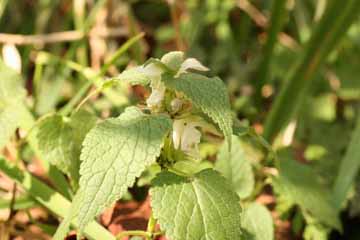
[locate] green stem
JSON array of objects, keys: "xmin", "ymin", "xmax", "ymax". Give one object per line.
[
  {"xmin": 333, "ymin": 116, "xmax": 360, "ymax": 209},
  {"xmin": 116, "ymin": 230, "xmax": 151, "ymax": 240},
  {"xmin": 263, "ymin": 0, "xmax": 360, "ymax": 142},
  {"xmin": 60, "ymin": 81, "xmax": 93, "ymax": 116},
  {"xmin": 146, "ymin": 213, "xmax": 157, "ymax": 240},
  {"xmin": 254, "ymin": 0, "xmax": 288, "ymax": 105},
  {"xmin": 37, "ymin": 51, "xmax": 91, "ymax": 75},
  {"xmin": 33, "ymin": 57, "xmax": 44, "ymax": 108},
  {"xmin": 59, "ymin": 32, "xmax": 145, "ymax": 115},
  {"xmin": 99, "ymin": 32, "xmax": 145, "ymax": 76},
  {"xmin": 0, "ymin": 157, "xmax": 115, "ymax": 240}
]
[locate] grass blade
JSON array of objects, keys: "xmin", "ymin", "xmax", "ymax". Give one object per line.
[
  {"xmin": 254, "ymin": 0, "xmax": 288, "ymax": 104},
  {"xmin": 333, "ymin": 117, "xmax": 360, "ymax": 208},
  {"xmin": 263, "ymin": 0, "xmax": 360, "ymax": 142}
]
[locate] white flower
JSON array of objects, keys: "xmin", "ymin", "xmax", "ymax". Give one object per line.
[
  {"xmin": 136, "ymin": 63, "xmax": 166, "ymax": 108},
  {"xmin": 176, "ymin": 58, "xmax": 208, "ymax": 76},
  {"xmin": 172, "ymin": 113, "xmax": 223, "ymax": 159},
  {"xmin": 2, "ymin": 44, "xmax": 21, "ymax": 73},
  {"xmin": 172, "ymin": 117, "xmax": 204, "ymax": 159},
  {"xmin": 139, "ymin": 52, "xmax": 209, "ymax": 109}
]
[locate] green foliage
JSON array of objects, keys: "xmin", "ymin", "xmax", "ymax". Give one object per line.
[
  {"xmin": 163, "ymin": 72, "xmax": 233, "ymax": 147},
  {"xmin": 241, "ymin": 203, "xmax": 274, "ymax": 240},
  {"xmin": 1, "ymin": 0, "xmax": 360, "ymax": 237},
  {"xmin": 0, "ymin": 157, "xmax": 115, "ymax": 240},
  {"xmin": 215, "ymin": 135, "xmax": 254, "ymax": 199},
  {"xmin": 111, "ymin": 67, "xmax": 151, "ymax": 86},
  {"xmin": 0, "ymin": 60, "xmax": 26, "ymax": 101},
  {"xmin": 333, "ymin": 117, "xmax": 360, "ymax": 208},
  {"xmin": 36, "ymin": 110, "xmax": 97, "ymax": 185},
  {"xmin": 263, "ymin": 0, "xmax": 360, "ymax": 142},
  {"xmin": 77, "ymin": 106, "xmax": 172, "ymax": 231},
  {"xmin": 273, "ymin": 149, "xmax": 341, "ymax": 231},
  {"xmin": 150, "ymin": 169, "xmax": 243, "ymax": 240},
  {"xmin": 0, "ymin": 60, "xmax": 27, "ymax": 148}
]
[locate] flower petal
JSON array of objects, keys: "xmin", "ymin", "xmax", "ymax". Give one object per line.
[
  {"xmin": 161, "ymin": 51, "xmax": 184, "ymax": 71},
  {"xmin": 146, "ymin": 88, "xmax": 165, "ymax": 108},
  {"xmin": 178, "ymin": 58, "xmax": 208, "ymax": 74},
  {"xmin": 2, "ymin": 44, "xmax": 21, "ymax": 73},
  {"xmin": 172, "ymin": 119, "xmax": 186, "ymax": 149},
  {"xmin": 139, "ymin": 63, "xmax": 163, "ymax": 78}
]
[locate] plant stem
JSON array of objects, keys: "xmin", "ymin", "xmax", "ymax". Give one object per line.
[
  {"xmin": 263, "ymin": 0, "xmax": 360, "ymax": 142},
  {"xmin": 100, "ymin": 32, "xmax": 145, "ymax": 76},
  {"xmin": 60, "ymin": 81, "xmax": 93, "ymax": 116},
  {"xmin": 59, "ymin": 32, "xmax": 145, "ymax": 115},
  {"xmin": 116, "ymin": 230, "xmax": 151, "ymax": 240},
  {"xmin": 333, "ymin": 116, "xmax": 360, "ymax": 209},
  {"xmin": 0, "ymin": 157, "xmax": 115, "ymax": 240},
  {"xmin": 254, "ymin": 0, "xmax": 288, "ymax": 105},
  {"xmin": 146, "ymin": 212, "xmax": 157, "ymax": 239}
]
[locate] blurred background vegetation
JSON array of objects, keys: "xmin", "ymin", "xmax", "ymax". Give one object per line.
[{"xmin": 0, "ymin": 0, "xmax": 359, "ymax": 239}]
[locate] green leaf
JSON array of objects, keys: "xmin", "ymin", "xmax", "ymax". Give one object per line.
[
  {"xmin": 215, "ymin": 135, "xmax": 254, "ymax": 199},
  {"xmin": 70, "ymin": 110, "xmax": 98, "ymax": 148},
  {"xmin": 0, "ymin": 60, "xmax": 26, "ymax": 102},
  {"xmin": 333, "ymin": 117, "xmax": 360, "ymax": 208},
  {"xmin": 163, "ymin": 72, "xmax": 233, "ymax": 147},
  {"xmin": 0, "ymin": 195, "xmax": 36, "ymax": 210},
  {"xmin": 303, "ymin": 224, "xmax": 329, "ymax": 240},
  {"xmin": 0, "ymin": 102, "xmax": 25, "ymax": 148},
  {"xmin": 0, "ymin": 60, "xmax": 28, "ymax": 149},
  {"xmin": 53, "ymin": 191, "xmax": 83, "ymax": 240},
  {"xmin": 36, "ymin": 110, "xmax": 97, "ymax": 184},
  {"xmin": 150, "ymin": 169, "xmax": 243, "ymax": 240},
  {"xmin": 273, "ymin": 149, "xmax": 341, "ymax": 230},
  {"xmin": 112, "ymin": 67, "xmax": 151, "ymax": 86},
  {"xmin": 0, "ymin": 157, "xmax": 115, "ymax": 240},
  {"xmin": 241, "ymin": 203, "xmax": 274, "ymax": 240},
  {"xmin": 78, "ymin": 107, "xmax": 172, "ymax": 231}
]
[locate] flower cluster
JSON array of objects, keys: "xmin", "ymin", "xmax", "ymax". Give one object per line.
[{"xmin": 134, "ymin": 52, "xmax": 210, "ymax": 159}]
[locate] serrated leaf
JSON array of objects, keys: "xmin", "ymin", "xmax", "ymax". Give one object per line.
[
  {"xmin": 241, "ymin": 203, "xmax": 274, "ymax": 240},
  {"xmin": 112, "ymin": 67, "xmax": 151, "ymax": 86},
  {"xmin": 70, "ymin": 110, "xmax": 98, "ymax": 147},
  {"xmin": 215, "ymin": 135, "xmax": 254, "ymax": 199},
  {"xmin": 163, "ymin": 72, "xmax": 233, "ymax": 147},
  {"xmin": 150, "ymin": 169, "xmax": 243, "ymax": 240},
  {"xmin": 36, "ymin": 110, "xmax": 97, "ymax": 184},
  {"xmin": 78, "ymin": 107, "xmax": 172, "ymax": 231},
  {"xmin": 273, "ymin": 149, "xmax": 341, "ymax": 230}
]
